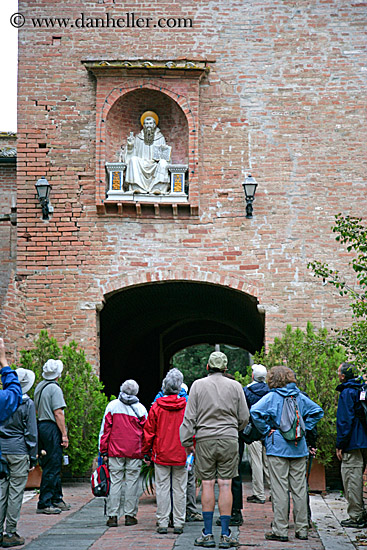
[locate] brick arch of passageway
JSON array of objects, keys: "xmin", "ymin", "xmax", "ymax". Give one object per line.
[
  {"xmin": 101, "ymin": 268, "xmax": 262, "ymax": 301},
  {"xmin": 99, "ymin": 271, "xmax": 265, "ymax": 405},
  {"xmin": 96, "ymin": 82, "xmax": 198, "ymax": 203}
]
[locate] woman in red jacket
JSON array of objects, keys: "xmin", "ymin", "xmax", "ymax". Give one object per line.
[
  {"xmin": 143, "ymin": 368, "xmax": 187, "ymax": 535},
  {"xmin": 99, "ymin": 379, "xmax": 148, "ymax": 527}
]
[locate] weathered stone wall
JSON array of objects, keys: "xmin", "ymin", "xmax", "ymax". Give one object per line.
[{"xmin": 1, "ymin": 0, "xmax": 366, "ymax": 365}]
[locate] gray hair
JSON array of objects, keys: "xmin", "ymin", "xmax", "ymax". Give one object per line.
[
  {"xmin": 120, "ymin": 379, "xmax": 139, "ymax": 396},
  {"xmin": 162, "ymin": 368, "xmax": 183, "ymax": 395}
]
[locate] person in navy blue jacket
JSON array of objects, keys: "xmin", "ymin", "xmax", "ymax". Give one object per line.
[
  {"xmin": 336, "ymin": 362, "xmax": 367, "ymax": 528},
  {"xmin": 244, "ymin": 364, "xmax": 271, "ymax": 505},
  {"xmin": 0, "ymin": 338, "xmax": 22, "ymax": 458}
]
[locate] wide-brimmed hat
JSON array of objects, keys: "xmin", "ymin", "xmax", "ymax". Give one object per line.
[
  {"xmin": 42, "ymin": 359, "xmax": 63, "ymax": 380},
  {"xmin": 15, "ymin": 368, "xmax": 36, "ymax": 394},
  {"xmin": 208, "ymin": 351, "xmax": 228, "ymax": 371}
]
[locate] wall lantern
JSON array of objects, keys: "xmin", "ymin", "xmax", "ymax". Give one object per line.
[
  {"xmin": 35, "ymin": 177, "xmax": 52, "ymax": 220},
  {"xmin": 242, "ymin": 174, "xmax": 258, "ymax": 218}
]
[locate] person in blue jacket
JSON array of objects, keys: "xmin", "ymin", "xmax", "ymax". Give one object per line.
[
  {"xmin": 336, "ymin": 362, "xmax": 367, "ymax": 528},
  {"xmin": 0, "ymin": 338, "xmax": 22, "ymax": 455},
  {"xmin": 0, "ymin": 336, "xmax": 23, "ymax": 549},
  {"xmin": 251, "ymin": 365, "xmax": 323, "ymax": 543}
]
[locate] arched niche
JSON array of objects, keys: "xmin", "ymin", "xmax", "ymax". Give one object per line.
[{"xmin": 105, "ymin": 88, "xmax": 189, "ymax": 165}]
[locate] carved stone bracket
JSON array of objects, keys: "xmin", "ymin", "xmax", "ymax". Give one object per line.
[{"xmin": 82, "ymin": 58, "xmax": 212, "ymax": 78}]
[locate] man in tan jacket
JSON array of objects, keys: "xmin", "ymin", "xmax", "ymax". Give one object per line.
[{"xmin": 180, "ymin": 351, "xmax": 249, "ymax": 549}]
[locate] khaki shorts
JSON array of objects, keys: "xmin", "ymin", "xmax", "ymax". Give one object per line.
[{"xmin": 195, "ymin": 438, "xmax": 239, "ymax": 480}]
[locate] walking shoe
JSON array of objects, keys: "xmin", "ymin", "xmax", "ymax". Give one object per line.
[
  {"xmin": 230, "ymin": 511, "xmax": 243, "ymax": 526},
  {"xmin": 173, "ymin": 527, "xmax": 184, "ymax": 534},
  {"xmin": 186, "ymin": 512, "xmax": 204, "ymax": 522},
  {"xmin": 295, "ymin": 532, "xmax": 308, "ymax": 540},
  {"xmin": 125, "ymin": 515, "xmax": 138, "ymax": 526},
  {"xmin": 36, "ymin": 506, "xmax": 62, "ymax": 514},
  {"xmin": 2, "ymin": 532, "xmax": 25, "ymax": 547},
  {"xmin": 246, "ymin": 495, "xmax": 265, "ymax": 504},
  {"xmin": 265, "ymin": 531, "xmax": 289, "ymax": 542},
  {"xmin": 106, "ymin": 516, "xmax": 118, "ymax": 527},
  {"xmin": 194, "ymin": 529, "xmax": 216, "ymax": 548},
  {"xmin": 218, "ymin": 530, "xmax": 239, "ymax": 548},
  {"xmin": 52, "ymin": 500, "xmax": 71, "ymax": 511},
  {"xmin": 156, "ymin": 526, "xmax": 168, "ymax": 534},
  {"xmin": 341, "ymin": 517, "xmax": 367, "ymax": 528}
]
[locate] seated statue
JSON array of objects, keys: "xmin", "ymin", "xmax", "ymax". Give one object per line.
[{"xmin": 121, "ymin": 111, "xmax": 171, "ymax": 194}]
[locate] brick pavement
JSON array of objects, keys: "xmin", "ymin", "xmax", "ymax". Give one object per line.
[{"xmin": 15, "ymin": 479, "xmax": 326, "ymax": 550}]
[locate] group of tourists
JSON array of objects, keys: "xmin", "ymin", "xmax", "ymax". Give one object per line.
[
  {"xmin": 1, "ymin": 336, "xmax": 367, "ymax": 548},
  {"xmin": 97, "ymin": 351, "xmax": 325, "ymax": 547},
  {"xmin": 0, "ymin": 339, "xmax": 70, "ymax": 548}
]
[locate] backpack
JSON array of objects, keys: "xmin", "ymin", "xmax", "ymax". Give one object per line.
[
  {"xmin": 0, "ymin": 457, "xmax": 9, "ymax": 481},
  {"xmin": 355, "ymin": 383, "xmax": 367, "ymax": 431},
  {"xmin": 279, "ymin": 395, "xmax": 305, "ymax": 444},
  {"xmin": 91, "ymin": 463, "xmax": 110, "ymax": 497},
  {"xmin": 240, "ymin": 416, "xmax": 265, "ymax": 445}
]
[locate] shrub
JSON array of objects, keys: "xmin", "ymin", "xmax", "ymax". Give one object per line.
[
  {"xmin": 308, "ymin": 214, "xmax": 367, "ymax": 369},
  {"xmin": 18, "ymin": 330, "xmax": 109, "ymax": 475}
]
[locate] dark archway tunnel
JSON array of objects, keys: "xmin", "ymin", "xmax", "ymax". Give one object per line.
[{"xmin": 99, "ymin": 281, "xmax": 265, "ymax": 407}]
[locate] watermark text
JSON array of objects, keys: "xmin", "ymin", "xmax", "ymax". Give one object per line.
[{"xmin": 10, "ymin": 12, "xmax": 193, "ymax": 30}]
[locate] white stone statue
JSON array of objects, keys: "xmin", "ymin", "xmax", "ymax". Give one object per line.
[{"xmin": 122, "ymin": 111, "xmax": 171, "ymax": 194}]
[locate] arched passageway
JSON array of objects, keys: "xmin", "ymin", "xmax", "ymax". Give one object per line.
[{"xmin": 99, "ymin": 281, "xmax": 264, "ymax": 406}]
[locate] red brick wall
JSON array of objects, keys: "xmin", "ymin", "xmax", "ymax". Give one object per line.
[
  {"xmin": 0, "ymin": 134, "xmax": 17, "ymax": 311},
  {"xmin": 1, "ymin": 0, "xmax": 366, "ymax": 365}
]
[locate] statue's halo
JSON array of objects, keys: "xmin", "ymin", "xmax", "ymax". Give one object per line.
[{"xmin": 140, "ymin": 111, "xmax": 159, "ymax": 126}]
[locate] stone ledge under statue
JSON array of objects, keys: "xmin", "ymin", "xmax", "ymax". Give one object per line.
[{"xmin": 105, "ymin": 161, "xmax": 188, "ymax": 203}]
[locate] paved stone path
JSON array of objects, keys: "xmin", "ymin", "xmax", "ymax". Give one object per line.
[{"xmin": 15, "ymin": 479, "xmax": 367, "ymax": 550}]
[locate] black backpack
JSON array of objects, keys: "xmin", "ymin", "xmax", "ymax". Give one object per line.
[{"xmin": 240, "ymin": 416, "xmax": 264, "ymax": 444}]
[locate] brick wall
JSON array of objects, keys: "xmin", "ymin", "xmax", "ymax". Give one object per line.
[
  {"xmin": 0, "ymin": 0, "xmax": 366, "ymax": 367},
  {"xmin": 0, "ymin": 133, "xmax": 17, "ymax": 310}
]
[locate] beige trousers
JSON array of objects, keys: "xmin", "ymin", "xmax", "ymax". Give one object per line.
[
  {"xmin": 267, "ymin": 455, "xmax": 308, "ymax": 538},
  {"xmin": 247, "ymin": 441, "xmax": 271, "ymax": 500},
  {"xmin": 341, "ymin": 448, "xmax": 367, "ymax": 521},
  {"xmin": 0, "ymin": 454, "xmax": 30, "ymax": 535},
  {"xmin": 154, "ymin": 463, "xmax": 188, "ymax": 529},
  {"xmin": 106, "ymin": 457, "xmax": 142, "ymax": 517}
]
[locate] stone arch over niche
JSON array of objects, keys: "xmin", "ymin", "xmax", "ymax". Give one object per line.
[
  {"xmin": 99, "ymin": 277, "xmax": 264, "ymax": 406},
  {"xmin": 105, "ymin": 88, "xmax": 189, "ymax": 165}
]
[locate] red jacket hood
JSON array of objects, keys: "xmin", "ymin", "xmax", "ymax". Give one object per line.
[{"xmin": 155, "ymin": 395, "xmax": 187, "ymax": 411}]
